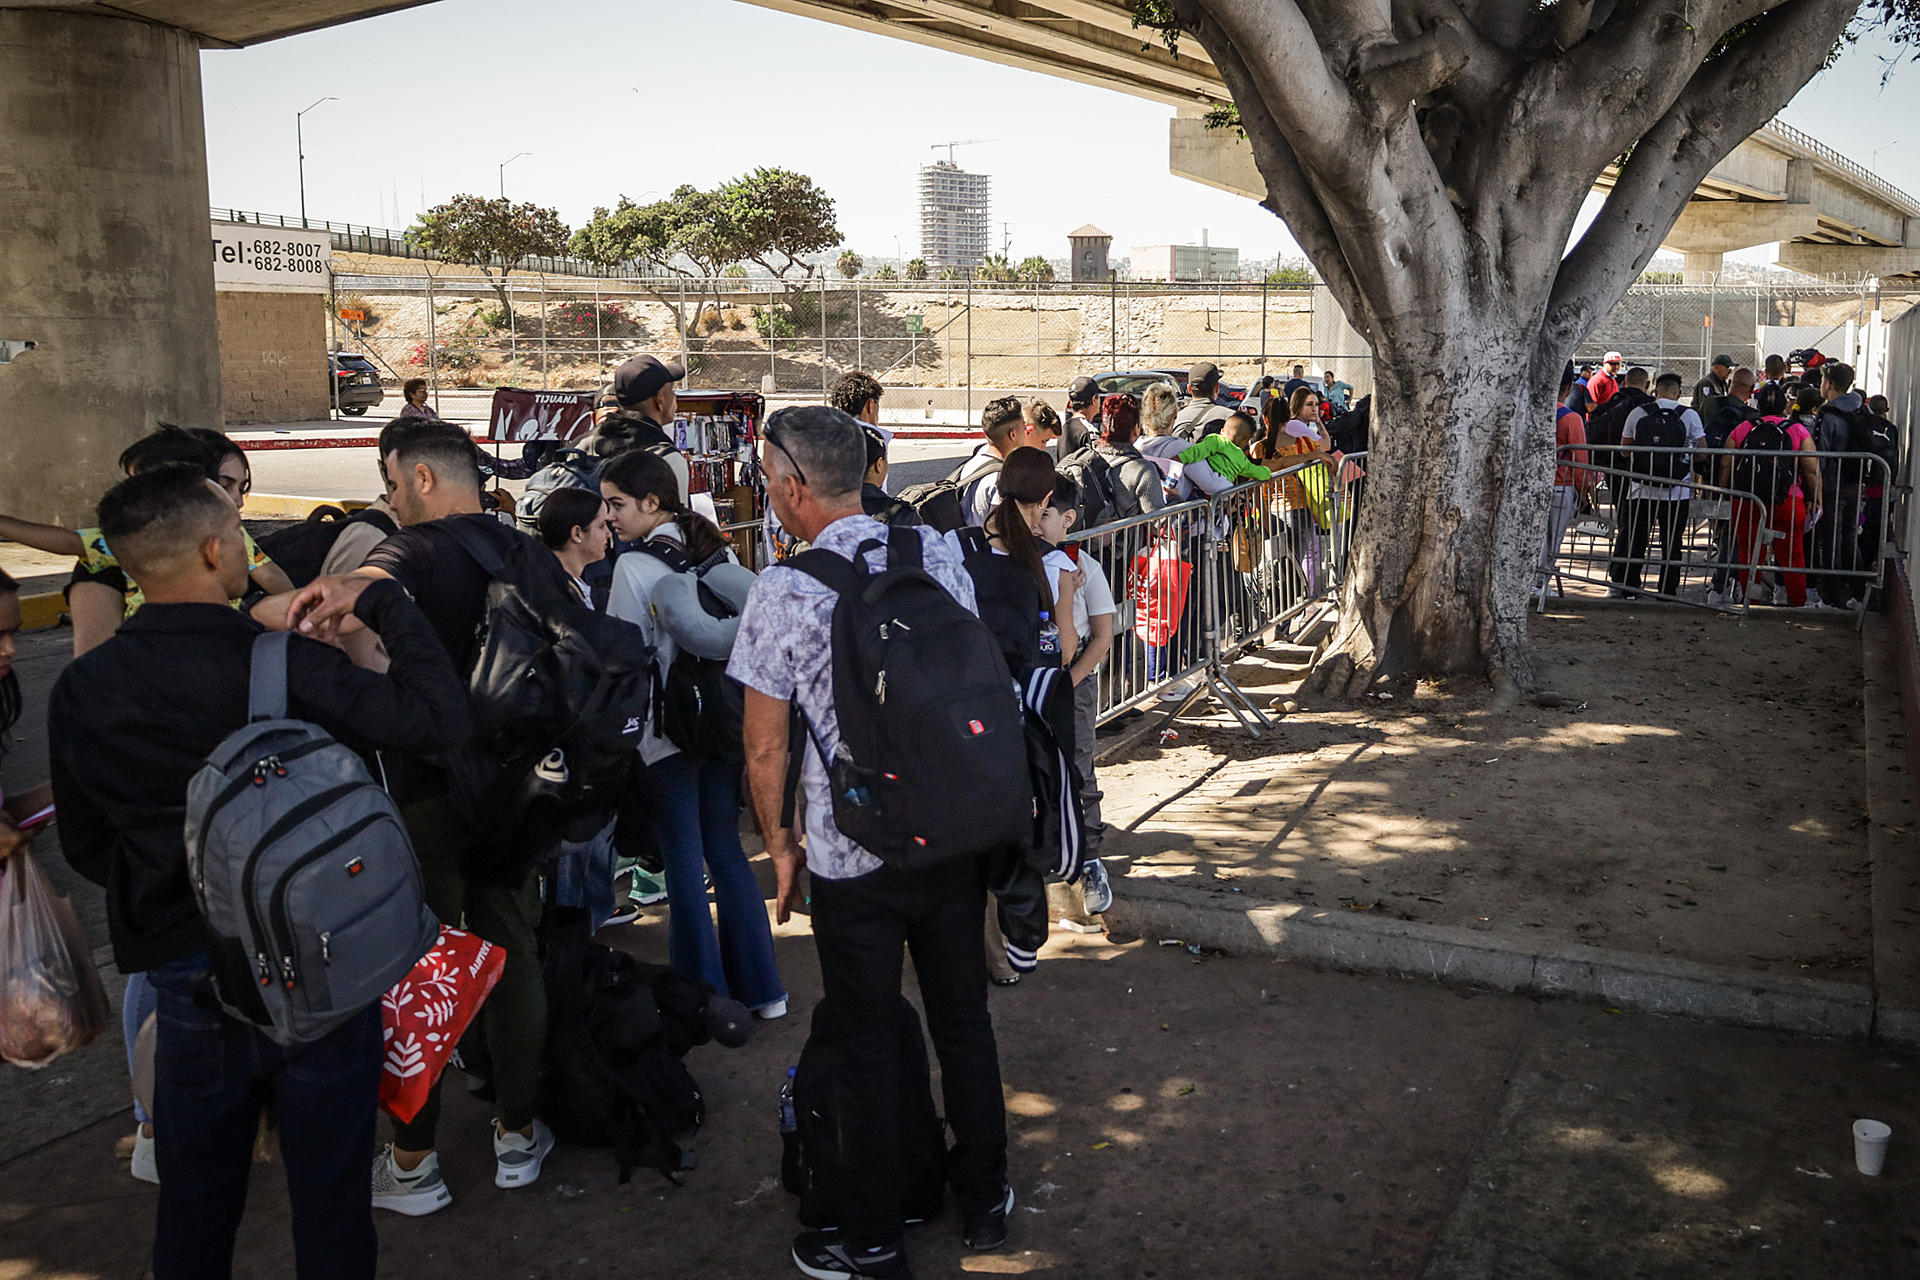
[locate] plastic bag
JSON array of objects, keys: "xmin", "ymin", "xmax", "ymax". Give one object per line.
[
  {"xmin": 0, "ymin": 851, "xmax": 109, "ymax": 1068},
  {"xmin": 380, "ymin": 925, "xmax": 505, "ymax": 1123},
  {"xmin": 1131, "ymin": 539, "xmax": 1192, "ymax": 646}
]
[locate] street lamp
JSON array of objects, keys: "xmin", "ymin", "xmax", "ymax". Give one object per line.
[
  {"xmin": 1869, "ymin": 139, "xmax": 1903, "ymax": 173},
  {"xmin": 296, "ymin": 96, "xmax": 336, "ymax": 228},
  {"xmin": 499, "ymin": 151, "xmax": 531, "ymax": 199}
]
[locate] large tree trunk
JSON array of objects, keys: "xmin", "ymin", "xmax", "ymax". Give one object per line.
[{"xmin": 1307, "ymin": 307, "xmax": 1555, "ymax": 698}]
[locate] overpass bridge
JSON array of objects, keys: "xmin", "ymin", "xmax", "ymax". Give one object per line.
[
  {"xmin": 740, "ymin": 0, "xmax": 1920, "ymax": 284},
  {"xmin": 0, "ymin": 0, "xmax": 1913, "ymax": 522}
]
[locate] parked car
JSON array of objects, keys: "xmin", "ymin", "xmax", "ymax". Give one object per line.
[
  {"xmin": 1090, "ymin": 368, "xmax": 1246, "ymax": 406},
  {"xmin": 329, "ymin": 352, "xmax": 384, "ymax": 416}
]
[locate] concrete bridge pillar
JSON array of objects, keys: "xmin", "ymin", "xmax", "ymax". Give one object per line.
[
  {"xmin": 1682, "ymin": 252, "xmax": 1725, "ymax": 285},
  {"xmin": 0, "ymin": 8, "xmax": 221, "ymax": 525}
]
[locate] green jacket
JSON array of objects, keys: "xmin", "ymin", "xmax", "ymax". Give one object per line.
[{"xmin": 1177, "ymin": 434, "xmax": 1271, "ymax": 484}]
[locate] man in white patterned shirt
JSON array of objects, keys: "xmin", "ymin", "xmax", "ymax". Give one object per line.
[{"xmin": 730, "ymin": 405, "xmax": 1013, "ymax": 1280}]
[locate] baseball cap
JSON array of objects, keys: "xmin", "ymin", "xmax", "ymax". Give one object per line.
[
  {"xmin": 1067, "ymin": 375, "xmax": 1099, "ymax": 408},
  {"xmin": 1603, "ymin": 351, "xmax": 1623, "ymax": 364},
  {"xmin": 1188, "ymin": 360, "xmax": 1222, "ymax": 389},
  {"xmin": 1712, "ymin": 353, "xmax": 1733, "ymax": 368},
  {"xmin": 611, "ymin": 354, "xmax": 686, "ymax": 406}
]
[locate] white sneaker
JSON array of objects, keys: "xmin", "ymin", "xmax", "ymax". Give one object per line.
[
  {"xmin": 130, "ymin": 1127, "xmax": 158, "ymax": 1185},
  {"xmin": 1055, "ymin": 918, "xmax": 1105, "ymax": 934},
  {"xmin": 371, "ymin": 1145, "xmax": 452, "ymax": 1216},
  {"xmin": 493, "ymin": 1118, "xmax": 555, "ymax": 1189},
  {"xmin": 751, "ymin": 997, "xmax": 789, "ymax": 1020},
  {"xmin": 1080, "ymin": 858, "xmax": 1115, "ymax": 915}
]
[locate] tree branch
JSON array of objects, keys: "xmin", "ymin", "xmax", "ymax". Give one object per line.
[
  {"xmin": 1541, "ymin": 0, "xmax": 1860, "ymax": 358},
  {"xmin": 1354, "ymin": 23, "xmax": 1473, "ymax": 119}
]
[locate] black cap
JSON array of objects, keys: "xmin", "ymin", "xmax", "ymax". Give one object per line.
[
  {"xmin": 1067, "ymin": 375, "xmax": 1099, "ymax": 408},
  {"xmin": 612, "ymin": 354, "xmax": 686, "ymax": 406},
  {"xmin": 1712, "ymin": 353, "xmax": 1733, "ymax": 368},
  {"xmin": 1189, "ymin": 361, "xmax": 1221, "ymax": 390}
]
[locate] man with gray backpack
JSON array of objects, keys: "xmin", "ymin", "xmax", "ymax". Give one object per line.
[
  {"xmin": 47, "ymin": 464, "xmax": 471, "ymax": 1279},
  {"xmin": 1613, "ymin": 372, "xmax": 1706, "ymax": 598}
]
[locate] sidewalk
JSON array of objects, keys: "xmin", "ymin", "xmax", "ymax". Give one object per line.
[{"xmin": 2, "ymin": 897, "xmax": 1915, "ymax": 1279}]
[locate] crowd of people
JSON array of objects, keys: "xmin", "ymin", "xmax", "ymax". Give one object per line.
[{"xmin": 1540, "ymin": 349, "xmax": 1902, "ymax": 609}]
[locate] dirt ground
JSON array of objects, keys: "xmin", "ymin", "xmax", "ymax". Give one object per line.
[{"xmin": 1100, "ymin": 606, "xmax": 1874, "ymax": 980}]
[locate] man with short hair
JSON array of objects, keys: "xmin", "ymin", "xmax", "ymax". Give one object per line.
[
  {"xmin": 1061, "ymin": 376, "xmax": 1101, "ymax": 455},
  {"xmin": 829, "ymin": 369, "xmax": 885, "ymax": 425},
  {"xmin": 959, "ymin": 395, "xmax": 1047, "ymax": 526},
  {"xmin": 286, "ymin": 417, "xmax": 561, "ymax": 1212},
  {"xmin": 1585, "ymin": 365, "xmax": 1653, "ymax": 488},
  {"xmin": 49, "ymin": 464, "xmax": 471, "ymax": 1279},
  {"xmin": 1611, "ymin": 372, "xmax": 1705, "ymax": 598},
  {"xmin": 1173, "ymin": 362, "xmax": 1235, "ymax": 439},
  {"xmin": 1813, "ymin": 360, "xmax": 1869, "ymax": 608},
  {"xmin": 586, "ymin": 354, "xmax": 690, "ymax": 500},
  {"xmin": 1761, "ymin": 353, "xmax": 1788, "ymax": 393},
  {"xmin": 1702, "ymin": 367, "xmax": 1760, "ymax": 601},
  {"xmin": 732, "ymin": 406, "xmax": 1012, "ymax": 1279},
  {"xmin": 1537, "ymin": 366, "xmax": 1593, "ymax": 596},
  {"xmin": 1281, "ymin": 362, "xmax": 1312, "ymax": 403},
  {"xmin": 1692, "ymin": 354, "xmax": 1734, "ymax": 423}
]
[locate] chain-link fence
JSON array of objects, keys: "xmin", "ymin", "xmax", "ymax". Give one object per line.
[{"xmin": 324, "ymin": 271, "xmax": 1920, "ymax": 416}]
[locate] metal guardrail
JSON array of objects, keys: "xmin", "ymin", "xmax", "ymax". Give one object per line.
[{"xmin": 1760, "ymin": 120, "xmax": 1920, "ymax": 218}]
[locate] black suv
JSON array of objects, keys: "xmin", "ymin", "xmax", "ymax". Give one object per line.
[
  {"xmin": 1091, "ymin": 368, "xmax": 1246, "ymax": 406},
  {"xmin": 328, "ymin": 352, "xmax": 385, "ymax": 417}
]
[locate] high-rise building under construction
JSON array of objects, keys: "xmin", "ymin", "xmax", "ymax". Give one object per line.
[{"xmin": 918, "ymin": 161, "xmax": 990, "ymax": 269}]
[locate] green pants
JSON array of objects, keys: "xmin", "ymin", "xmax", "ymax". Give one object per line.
[{"xmin": 392, "ymin": 799, "xmax": 546, "ymax": 1147}]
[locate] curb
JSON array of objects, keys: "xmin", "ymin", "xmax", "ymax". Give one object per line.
[
  {"xmin": 1103, "ymin": 877, "xmax": 1889, "ymax": 1045},
  {"xmin": 17, "ymin": 590, "xmax": 65, "ymax": 631},
  {"xmin": 245, "ymin": 492, "xmax": 361, "ymax": 519}
]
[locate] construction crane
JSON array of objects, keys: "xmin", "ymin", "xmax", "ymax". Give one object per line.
[{"xmin": 930, "ymin": 138, "xmax": 995, "ymax": 165}]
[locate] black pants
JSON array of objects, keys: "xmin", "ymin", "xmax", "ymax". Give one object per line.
[
  {"xmin": 150, "ymin": 955, "xmax": 380, "ymax": 1280},
  {"xmin": 1814, "ymin": 486, "xmax": 1863, "ymax": 605},
  {"xmin": 809, "ymin": 856, "xmax": 1009, "ymax": 1247},
  {"xmin": 1612, "ymin": 497, "xmax": 1690, "ymax": 597}
]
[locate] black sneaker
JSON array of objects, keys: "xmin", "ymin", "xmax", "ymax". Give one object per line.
[
  {"xmin": 791, "ymin": 1230, "xmax": 912, "ymax": 1279},
  {"xmin": 961, "ymin": 1184, "xmax": 1015, "ymax": 1251}
]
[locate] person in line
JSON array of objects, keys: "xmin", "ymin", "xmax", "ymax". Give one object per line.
[
  {"xmin": 1321, "ymin": 367, "xmax": 1354, "ymax": 413},
  {"xmin": 1760, "ymin": 353, "xmax": 1789, "ymax": 394},
  {"xmin": 1281, "ymin": 363, "xmax": 1313, "ymax": 403},
  {"xmin": 586, "ymin": 354, "xmax": 690, "ymax": 501},
  {"xmin": 961, "ymin": 396, "xmax": 1053, "ymax": 528},
  {"xmin": 1692, "ymin": 354, "xmax": 1733, "ymax": 423},
  {"xmin": 48, "ymin": 464, "xmax": 471, "ymax": 1279},
  {"xmin": 1090, "ymin": 394, "xmax": 1167, "ymax": 519},
  {"xmin": 1037, "ymin": 477, "xmax": 1117, "ymax": 932},
  {"xmin": 1174, "ymin": 362, "xmax": 1236, "ymax": 439},
  {"xmin": 0, "ymin": 568, "xmax": 50, "ymax": 864},
  {"xmin": 1586, "ymin": 352, "xmax": 1624, "ymax": 411},
  {"xmin": 1613, "ymin": 372, "xmax": 1705, "ymax": 599},
  {"xmin": 1813, "ymin": 361, "xmax": 1867, "ymax": 609},
  {"xmin": 829, "ymin": 369, "xmax": 884, "ymax": 427},
  {"xmin": 732, "ymin": 406, "xmax": 1013, "ymax": 1279},
  {"xmin": 399, "ymin": 378, "xmax": 435, "ymax": 418},
  {"xmin": 1536, "ymin": 367, "xmax": 1593, "ymax": 597},
  {"xmin": 1022, "ymin": 399, "xmax": 1064, "ymax": 454},
  {"xmin": 601, "ymin": 448, "xmax": 787, "ymax": 1018},
  {"xmin": 0, "ymin": 425, "xmax": 292, "ymax": 655},
  {"xmin": 1255, "ymin": 387, "xmax": 1336, "ymax": 597},
  {"xmin": 1061, "ymin": 376, "xmax": 1101, "ymax": 456},
  {"xmin": 283, "ymin": 417, "xmax": 558, "ymax": 1211},
  {"xmin": 1719, "ymin": 382, "xmax": 1821, "ymax": 609},
  {"xmin": 1178, "ymin": 411, "xmax": 1273, "ymax": 493},
  {"xmin": 1585, "ymin": 366, "xmax": 1653, "ymax": 539}
]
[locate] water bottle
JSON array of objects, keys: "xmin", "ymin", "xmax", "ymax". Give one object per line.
[
  {"xmin": 779, "ymin": 1066, "xmax": 802, "ymax": 1191},
  {"xmin": 1038, "ymin": 611, "xmax": 1062, "ymax": 658}
]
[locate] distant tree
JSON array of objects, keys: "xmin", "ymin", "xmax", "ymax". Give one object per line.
[
  {"xmin": 873, "ymin": 263, "xmax": 898, "ymax": 280},
  {"xmin": 977, "ymin": 253, "xmax": 1016, "ymax": 285},
  {"xmin": 571, "ymin": 187, "xmax": 746, "ymax": 336},
  {"xmin": 409, "ymin": 195, "xmax": 569, "ymax": 325},
  {"xmin": 723, "ymin": 263, "xmax": 749, "ymax": 278},
  {"xmin": 938, "ymin": 265, "xmax": 962, "ymax": 281},
  {"xmin": 1639, "ymin": 269, "xmax": 1684, "ymax": 284},
  {"xmin": 837, "ymin": 249, "xmax": 864, "ymax": 279},
  {"xmin": 1016, "ymin": 255, "xmax": 1055, "ymax": 283},
  {"xmin": 1265, "ymin": 264, "xmax": 1315, "ymax": 287},
  {"xmin": 904, "ymin": 257, "xmax": 930, "ymax": 281},
  {"xmin": 721, "ymin": 167, "xmax": 841, "ymax": 287}
]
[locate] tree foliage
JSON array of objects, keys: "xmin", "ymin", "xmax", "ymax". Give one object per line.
[
  {"xmin": 408, "ymin": 195, "xmax": 569, "ymax": 322},
  {"xmin": 1265, "ymin": 263, "xmax": 1314, "ymax": 286},
  {"xmin": 837, "ymin": 249, "xmax": 864, "ymax": 278},
  {"xmin": 874, "ymin": 263, "xmax": 899, "ymax": 280},
  {"xmin": 1017, "ymin": 255, "xmax": 1056, "ymax": 282},
  {"xmin": 720, "ymin": 167, "xmax": 841, "ymax": 283},
  {"xmin": 904, "ymin": 257, "xmax": 930, "ymax": 281}
]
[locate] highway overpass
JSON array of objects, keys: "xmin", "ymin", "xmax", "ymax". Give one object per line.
[{"xmin": 741, "ymin": 0, "xmax": 1920, "ymax": 284}]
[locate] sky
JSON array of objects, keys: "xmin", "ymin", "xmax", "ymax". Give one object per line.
[{"xmin": 199, "ymin": 1, "xmax": 1920, "ymax": 268}]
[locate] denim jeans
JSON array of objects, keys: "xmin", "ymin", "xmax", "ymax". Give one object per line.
[
  {"xmin": 550, "ymin": 819, "xmax": 618, "ymax": 931},
  {"xmin": 649, "ymin": 751, "xmax": 785, "ymax": 1008},
  {"xmin": 123, "ymin": 969, "xmax": 158, "ymax": 1125},
  {"xmin": 810, "ymin": 856, "xmax": 1009, "ymax": 1248},
  {"xmin": 148, "ymin": 953, "xmax": 381, "ymax": 1280}
]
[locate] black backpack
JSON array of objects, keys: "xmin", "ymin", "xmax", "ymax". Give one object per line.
[
  {"xmin": 536, "ymin": 908, "xmax": 748, "ymax": 1184},
  {"xmin": 1733, "ymin": 418, "xmax": 1797, "ymax": 507},
  {"xmin": 1705, "ymin": 401, "xmax": 1760, "ymax": 451},
  {"xmin": 1827, "ymin": 406, "xmax": 1898, "ymax": 477},
  {"xmin": 257, "ymin": 506, "xmax": 397, "ymax": 586},
  {"xmin": 514, "ymin": 447, "xmax": 602, "ymax": 530},
  {"xmin": 954, "ymin": 527, "xmax": 1052, "ymax": 679},
  {"xmin": 897, "ymin": 455, "xmax": 1000, "ymax": 533},
  {"xmin": 1628, "ymin": 404, "xmax": 1693, "ymax": 483},
  {"xmin": 438, "ymin": 521, "xmax": 654, "ymax": 879},
  {"xmin": 1056, "ymin": 446, "xmax": 1121, "ymax": 532},
  {"xmin": 634, "ymin": 539, "xmax": 747, "ymax": 766},
  {"xmin": 784, "ymin": 995, "xmax": 947, "ymax": 1230},
  {"xmin": 786, "ymin": 525, "xmax": 1031, "ymax": 868}
]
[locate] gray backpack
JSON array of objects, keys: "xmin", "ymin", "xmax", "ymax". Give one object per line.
[{"xmin": 185, "ymin": 632, "xmax": 437, "ymax": 1045}]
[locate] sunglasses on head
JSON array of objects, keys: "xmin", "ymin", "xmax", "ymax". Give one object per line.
[{"xmin": 764, "ymin": 420, "xmax": 808, "ymax": 489}]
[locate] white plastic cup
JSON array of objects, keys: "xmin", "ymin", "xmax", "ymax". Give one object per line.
[{"xmin": 1853, "ymin": 1119, "xmax": 1892, "ymax": 1176}]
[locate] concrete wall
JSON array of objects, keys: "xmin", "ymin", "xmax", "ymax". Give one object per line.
[
  {"xmin": 0, "ymin": 10, "xmax": 221, "ymax": 525},
  {"xmin": 217, "ymin": 291, "xmax": 328, "ymax": 423}
]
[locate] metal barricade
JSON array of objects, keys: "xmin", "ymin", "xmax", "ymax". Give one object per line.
[{"xmin": 1543, "ymin": 444, "xmax": 1895, "ymax": 618}]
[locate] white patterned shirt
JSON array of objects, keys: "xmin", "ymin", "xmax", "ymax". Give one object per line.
[{"xmin": 727, "ymin": 514, "xmax": 978, "ymax": 880}]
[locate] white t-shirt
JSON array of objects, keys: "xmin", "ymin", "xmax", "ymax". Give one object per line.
[
  {"xmin": 1620, "ymin": 399, "xmax": 1706, "ymax": 501},
  {"xmin": 1070, "ymin": 551, "xmax": 1116, "ymax": 649}
]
